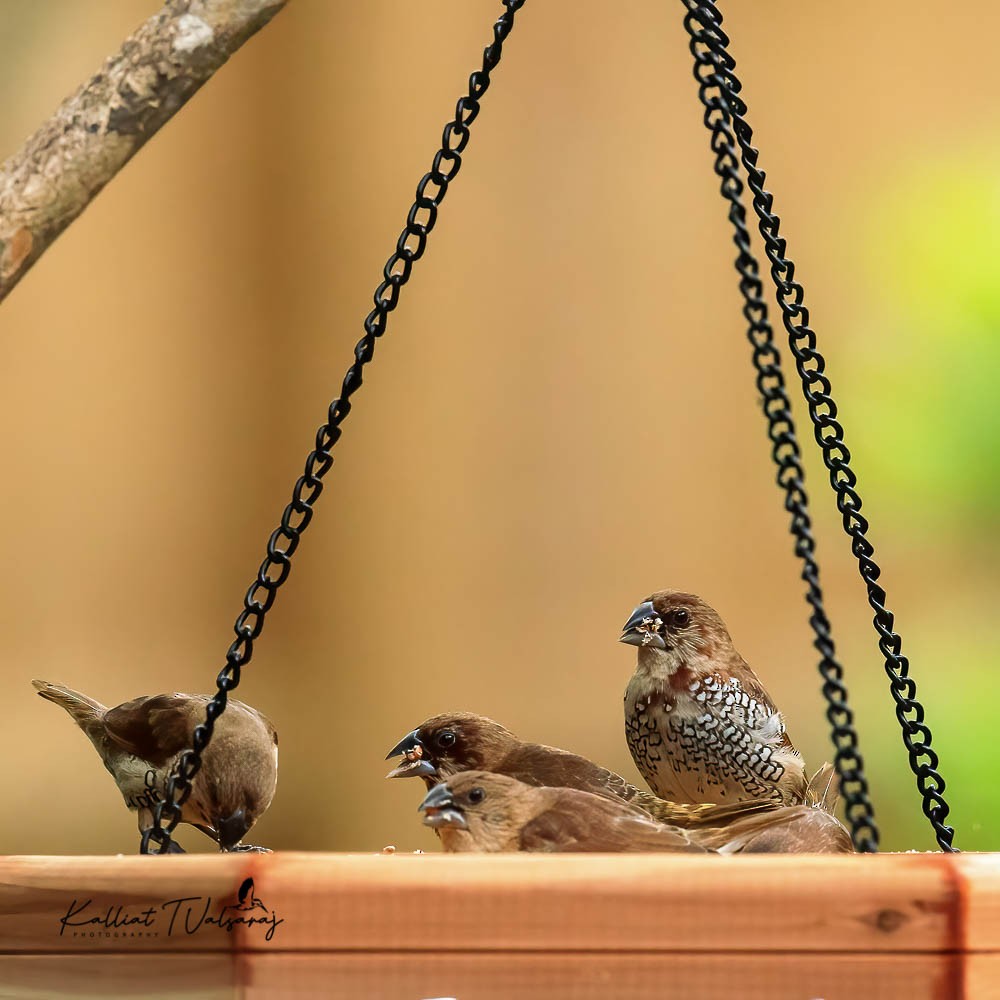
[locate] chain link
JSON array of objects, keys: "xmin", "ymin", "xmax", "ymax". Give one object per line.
[
  {"xmin": 133, "ymin": 0, "xmax": 952, "ymax": 855},
  {"xmin": 140, "ymin": 0, "xmax": 528, "ymax": 855},
  {"xmin": 681, "ymin": 16, "xmax": 878, "ymax": 852},
  {"xmin": 680, "ymin": 0, "xmax": 955, "ymax": 851}
]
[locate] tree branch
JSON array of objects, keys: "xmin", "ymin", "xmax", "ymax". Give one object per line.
[{"xmin": 0, "ymin": 0, "xmax": 288, "ymax": 303}]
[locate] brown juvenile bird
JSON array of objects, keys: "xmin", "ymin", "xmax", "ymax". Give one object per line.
[
  {"xmin": 620, "ymin": 591, "xmax": 807, "ymax": 807},
  {"xmin": 33, "ymin": 680, "xmax": 278, "ymax": 852},
  {"xmin": 418, "ymin": 771, "xmax": 710, "ymax": 853},
  {"xmin": 387, "ymin": 713, "xmax": 852, "ymax": 853}
]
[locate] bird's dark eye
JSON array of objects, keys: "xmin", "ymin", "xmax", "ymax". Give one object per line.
[
  {"xmin": 436, "ymin": 731, "xmax": 457, "ymax": 749},
  {"xmin": 668, "ymin": 608, "xmax": 690, "ymax": 629},
  {"xmin": 468, "ymin": 787, "xmax": 486, "ymax": 804}
]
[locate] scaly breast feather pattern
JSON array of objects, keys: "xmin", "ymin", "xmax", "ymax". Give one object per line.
[{"xmin": 626, "ymin": 673, "xmax": 793, "ymax": 804}]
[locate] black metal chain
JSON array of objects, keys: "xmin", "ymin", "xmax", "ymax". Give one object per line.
[
  {"xmin": 681, "ymin": 20, "xmax": 878, "ymax": 852},
  {"xmin": 140, "ymin": 0, "xmax": 528, "ymax": 855},
  {"xmin": 680, "ymin": 0, "xmax": 955, "ymax": 851}
]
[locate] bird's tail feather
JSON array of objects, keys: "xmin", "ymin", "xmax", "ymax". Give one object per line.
[
  {"xmin": 712, "ymin": 803, "xmax": 854, "ymax": 854},
  {"xmin": 805, "ymin": 762, "xmax": 840, "ymax": 813},
  {"xmin": 32, "ymin": 679, "xmax": 106, "ymax": 727}
]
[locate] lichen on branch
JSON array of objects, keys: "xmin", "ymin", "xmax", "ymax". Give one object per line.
[{"xmin": 0, "ymin": 0, "xmax": 288, "ymax": 303}]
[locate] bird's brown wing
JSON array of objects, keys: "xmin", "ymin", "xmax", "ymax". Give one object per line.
[
  {"xmin": 640, "ymin": 794, "xmax": 781, "ymax": 828},
  {"xmin": 705, "ymin": 804, "xmax": 854, "ymax": 854},
  {"xmin": 805, "ymin": 762, "xmax": 839, "ymax": 812},
  {"xmin": 102, "ymin": 694, "xmax": 203, "ymax": 766},
  {"xmin": 504, "ymin": 745, "xmax": 645, "ymax": 803},
  {"xmin": 609, "ymin": 814, "xmax": 712, "ymax": 853},
  {"xmin": 505, "ymin": 747, "xmax": 782, "ymax": 828},
  {"xmin": 518, "ymin": 791, "xmax": 708, "ymax": 854}
]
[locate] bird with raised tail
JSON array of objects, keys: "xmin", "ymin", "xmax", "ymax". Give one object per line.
[
  {"xmin": 33, "ymin": 680, "xmax": 278, "ymax": 852},
  {"xmin": 620, "ymin": 591, "xmax": 807, "ymax": 806}
]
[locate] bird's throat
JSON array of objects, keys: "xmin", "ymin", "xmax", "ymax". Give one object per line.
[{"xmin": 635, "ymin": 644, "xmax": 687, "ymax": 683}]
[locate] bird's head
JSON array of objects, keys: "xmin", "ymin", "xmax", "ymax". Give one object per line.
[
  {"xmin": 619, "ymin": 590, "xmax": 732, "ymax": 673},
  {"xmin": 201, "ymin": 703, "xmax": 278, "ymax": 852},
  {"xmin": 417, "ymin": 770, "xmax": 524, "ymax": 850},
  {"xmin": 385, "ymin": 713, "xmax": 518, "ymax": 785}
]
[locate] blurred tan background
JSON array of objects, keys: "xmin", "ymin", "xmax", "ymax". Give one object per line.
[{"xmin": 0, "ymin": 1, "xmax": 997, "ymax": 856}]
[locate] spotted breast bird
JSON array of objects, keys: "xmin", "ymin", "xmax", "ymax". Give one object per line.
[
  {"xmin": 33, "ymin": 680, "xmax": 278, "ymax": 852},
  {"xmin": 620, "ymin": 591, "xmax": 807, "ymax": 806}
]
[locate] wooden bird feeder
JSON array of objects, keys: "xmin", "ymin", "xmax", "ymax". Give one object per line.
[
  {"xmin": 2, "ymin": 1, "xmax": 997, "ymax": 999},
  {"xmin": 2, "ymin": 853, "xmax": 999, "ymax": 999}
]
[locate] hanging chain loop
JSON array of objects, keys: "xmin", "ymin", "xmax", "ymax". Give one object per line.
[
  {"xmin": 680, "ymin": 0, "xmax": 955, "ymax": 852},
  {"xmin": 682, "ymin": 15, "xmax": 878, "ymax": 852},
  {"xmin": 140, "ymin": 0, "xmax": 528, "ymax": 855}
]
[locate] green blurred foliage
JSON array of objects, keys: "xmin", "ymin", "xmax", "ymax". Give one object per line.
[
  {"xmin": 836, "ymin": 153, "xmax": 1000, "ymax": 850},
  {"xmin": 849, "ymin": 154, "xmax": 1000, "ymax": 544}
]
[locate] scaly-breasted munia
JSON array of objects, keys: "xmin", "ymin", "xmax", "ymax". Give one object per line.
[
  {"xmin": 620, "ymin": 591, "xmax": 807, "ymax": 806},
  {"xmin": 418, "ymin": 771, "xmax": 710, "ymax": 853},
  {"xmin": 33, "ymin": 680, "xmax": 278, "ymax": 852},
  {"xmin": 388, "ymin": 713, "xmax": 852, "ymax": 852}
]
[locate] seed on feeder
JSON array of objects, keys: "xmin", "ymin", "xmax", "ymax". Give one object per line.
[{"xmin": 638, "ymin": 615, "xmax": 663, "ymax": 646}]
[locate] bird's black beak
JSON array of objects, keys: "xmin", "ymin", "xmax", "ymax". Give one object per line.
[
  {"xmin": 418, "ymin": 783, "xmax": 467, "ymax": 830},
  {"xmin": 385, "ymin": 729, "xmax": 438, "ymax": 779},
  {"xmin": 619, "ymin": 600, "xmax": 666, "ymax": 649},
  {"xmin": 386, "ymin": 730, "xmax": 422, "ymax": 759},
  {"xmin": 216, "ymin": 808, "xmax": 253, "ymax": 852}
]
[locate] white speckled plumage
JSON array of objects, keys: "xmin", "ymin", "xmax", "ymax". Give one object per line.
[{"xmin": 622, "ymin": 591, "xmax": 807, "ymax": 806}]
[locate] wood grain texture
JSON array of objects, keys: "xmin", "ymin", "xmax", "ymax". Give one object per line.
[
  {"xmin": 242, "ymin": 953, "xmax": 1000, "ymax": 1000},
  {"xmin": 1, "ymin": 852, "xmax": 998, "ymax": 959},
  {"xmin": 2, "ymin": 954, "xmax": 998, "ymax": 1000},
  {"xmin": 962, "ymin": 854, "xmax": 1000, "ymax": 952},
  {"xmin": 0, "ymin": 956, "xmax": 233, "ymax": 999}
]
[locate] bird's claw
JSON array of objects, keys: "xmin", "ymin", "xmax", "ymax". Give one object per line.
[
  {"xmin": 224, "ymin": 844, "xmax": 272, "ymax": 854},
  {"xmin": 139, "ymin": 839, "xmax": 186, "ymax": 854}
]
